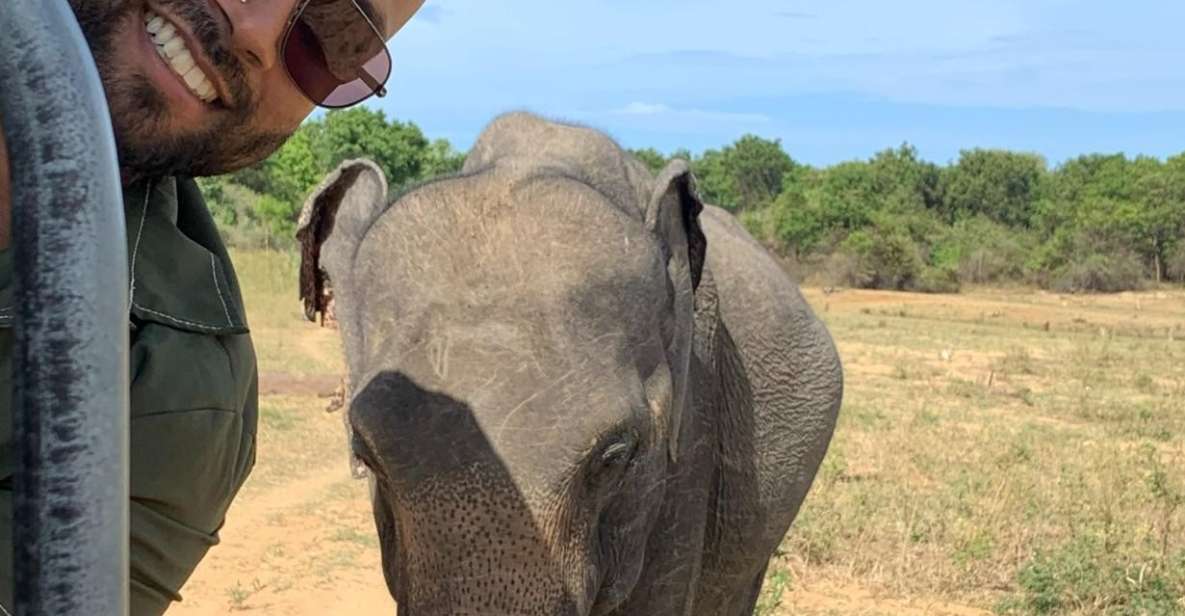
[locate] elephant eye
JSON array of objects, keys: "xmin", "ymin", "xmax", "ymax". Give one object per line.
[
  {"xmin": 595, "ymin": 432, "xmax": 639, "ymax": 479},
  {"xmin": 602, "ymin": 441, "xmax": 634, "ymax": 466}
]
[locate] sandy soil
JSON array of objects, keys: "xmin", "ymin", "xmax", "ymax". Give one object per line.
[
  {"xmin": 166, "ymin": 403, "xmax": 395, "ymax": 615},
  {"xmin": 166, "ymin": 286, "xmax": 1185, "ymax": 615}
]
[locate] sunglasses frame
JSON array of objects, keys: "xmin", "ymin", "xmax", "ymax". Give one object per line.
[{"xmin": 280, "ymin": 0, "xmax": 394, "ymax": 109}]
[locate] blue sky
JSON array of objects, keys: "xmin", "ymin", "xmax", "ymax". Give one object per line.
[{"xmin": 360, "ymin": 0, "xmax": 1185, "ymax": 167}]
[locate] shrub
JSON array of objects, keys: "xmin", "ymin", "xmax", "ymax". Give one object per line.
[
  {"xmin": 1005, "ymin": 537, "xmax": 1185, "ymax": 615},
  {"xmin": 915, "ymin": 265, "xmax": 961, "ymax": 294},
  {"xmin": 738, "ymin": 206, "xmax": 779, "ymax": 246},
  {"xmin": 932, "ymin": 216, "xmax": 1037, "ymax": 284},
  {"xmin": 819, "ymin": 251, "xmax": 868, "ymax": 287},
  {"xmin": 1166, "ymin": 242, "xmax": 1185, "ymax": 283},
  {"xmin": 839, "ymin": 226, "xmax": 923, "ymax": 290},
  {"xmin": 253, "ymin": 194, "xmax": 300, "ymax": 239},
  {"xmin": 1048, "ymin": 252, "xmax": 1146, "ymax": 293}
]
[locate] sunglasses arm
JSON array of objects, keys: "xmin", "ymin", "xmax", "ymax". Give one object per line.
[{"xmin": 357, "ymin": 69, "xmax": 387, "ymax": 98}]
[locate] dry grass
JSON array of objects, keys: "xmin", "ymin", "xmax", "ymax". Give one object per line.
[
  {"xmin": 185, "ymin": 251, "xmax": 1185, "ymax": 615},
  {"xmin": 232, "ymin": 249, "xmax": 344, "ymax": 377},
  {"xmin": 761, "ymin": 287, "xmax": 1185, "ymax": 615}
]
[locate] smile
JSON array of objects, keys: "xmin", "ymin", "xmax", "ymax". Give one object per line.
[{"xmin": 145, "ymin": 10, "xmax": 217, "ymax": 104}]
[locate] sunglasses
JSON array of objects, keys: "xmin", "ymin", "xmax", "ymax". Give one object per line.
[{"xmin": 281, "ymin": 0, "xmax": 394, "ymax": 109}]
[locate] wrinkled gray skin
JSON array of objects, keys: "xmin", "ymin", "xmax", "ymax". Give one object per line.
[{"xmin": 296, "ymin": 112, "xmax": 843, "ymax": 615}]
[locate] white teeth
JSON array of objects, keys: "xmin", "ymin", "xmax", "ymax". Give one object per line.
[
  {"xmin": 196, "ymin": 81, "xmax": 214, "ymax": 99},
  {"xmin": 145, "ymin": 11, "xmax": 217, "ymax": 104},
  {"xmin": 162, "ymin": 36, "xmax": 185, "ymax": 58},
  {"xmin": 170, "ymin": 50, "xmax": 195, "ymax": 75},
  {"xmin": 182, "ymin": 66, "xmax": 205, "ymax": 89}
]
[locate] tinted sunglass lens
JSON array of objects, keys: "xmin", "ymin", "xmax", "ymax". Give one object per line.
[
  {"xmin": 283, "ymin": 8, "xmax": 392, "ymax": 107},
  {"xmin": 321, "ymin": 51, "xmax": 391, "ymax": 108},
  {"xmin": 284, "ymin": 20, "xmax": 338, "ymax": 103}
]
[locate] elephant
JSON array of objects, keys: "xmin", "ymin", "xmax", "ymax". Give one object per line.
[{"xmin": 296, "ymin": 112, "xmax": 843, "ymax": 615}]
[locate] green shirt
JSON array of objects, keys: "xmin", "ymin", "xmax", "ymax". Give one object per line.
[{"xmin": 0, "ymin": 177, "xmax": 259, "ymax": 615}]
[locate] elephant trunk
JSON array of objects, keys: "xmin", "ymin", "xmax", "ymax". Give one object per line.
[{"xmin": 382, "ymin": 473, "xmax": 599, "ymax": 616}]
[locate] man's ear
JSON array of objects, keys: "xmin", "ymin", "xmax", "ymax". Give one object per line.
[
  {"xmin": 645, "ymin": 159, "xmax": 707, "ymax": 463},
  {"xmin": 296, "ymin": 159, "xmax": 388, "ymax": 325}
]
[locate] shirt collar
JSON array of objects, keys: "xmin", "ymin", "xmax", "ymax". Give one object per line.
[{"xmin": 0, "ymin": 176, "xmax": 249, "ymax": 335}]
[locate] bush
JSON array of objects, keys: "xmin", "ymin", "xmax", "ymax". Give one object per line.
[
  {"xmin": 932, "ymin": 217, "xmax": 1036, "ymax": 284},
  {"xmin": 1003, "ymin": 537, "xmax": 1185, "ymax": 615},
  {"xmin": 253, "ymin": 194, "xmax": 300, "ymax": 239},
  {"xmin": 839, "ymin": 226, "xmax": 924, "ymax": 290},
  {"xmin": 1166, "ymin": 242, "xmax": 1185, "ymax": 283},
  {"xmin": 915, "ymin": 265, "xmax": 961, "ymax": 294},
  {"xmin": 198, "ymin": 178, "xmax": 298, "ymax": 250},
  {"xmin": 738, "ymin": 206, "xmax": 779, "ymax": 246},
  {"xmin": 819, "ymin": 251, "xmax": 868, "ymax": 288},
  {"xmin": 1048, "ymin": 252, "xmax": 1146, "ymax": 293}
]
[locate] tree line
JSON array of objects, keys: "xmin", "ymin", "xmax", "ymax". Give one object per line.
[
  {"xmin": 204, "ymin": 108, "xmax": 1185, "ymax": 293},
  {"xmin": 199, "ymin": 107, "xmax": 465, "ymax": 248}
]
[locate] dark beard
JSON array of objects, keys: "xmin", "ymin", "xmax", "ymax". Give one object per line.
[{"xmin": 68, "ymin": 0, "xmax": 291, "ymax": 179}]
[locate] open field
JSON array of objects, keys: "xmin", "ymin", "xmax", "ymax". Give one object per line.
[{"xmin": 166, "ymin": 250, "xmax": 1185, "ymax": 615}]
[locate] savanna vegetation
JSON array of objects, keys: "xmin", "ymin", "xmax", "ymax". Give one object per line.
[
  {"xmin": 172, "ymin": 253, "xmax": 1185, "ymax": 615},
  {"xmin": 204, "ymin": 108, "xmax": 1185, "ymax": 295},
  {"xmin": 198, "ymin": 107, "xmax": 465, "ymax": 248},
  {"xmin": 180, "ymin": 112, "xmax": 1185, "ymax": 614}
]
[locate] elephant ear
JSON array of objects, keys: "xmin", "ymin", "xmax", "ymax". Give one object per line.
[
  {"xmin": 296, "ymin": 159, "xmax": 389, "ymax": 328},
  {"xmin": 645, "ymin": 159, "xmax": 707, "ymax": 463}
]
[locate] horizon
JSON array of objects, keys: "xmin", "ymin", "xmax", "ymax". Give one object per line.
[{"xmin": 346, "ymin": 0, "xmax": 1185, "ymax": 167}]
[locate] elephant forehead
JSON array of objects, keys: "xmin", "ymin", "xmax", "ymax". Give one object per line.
[{"xmin": 350, "ymin": 176, "xmax": 670, "ymax": 332}]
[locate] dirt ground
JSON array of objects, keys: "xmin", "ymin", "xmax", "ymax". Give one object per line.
[
  {"xmin": 168, "ymin": 376, "xmax": 990, "ymax": 616},
  {"xmin": 164, "ymin": 265, "xmax": 1185, "ymax": 614}
]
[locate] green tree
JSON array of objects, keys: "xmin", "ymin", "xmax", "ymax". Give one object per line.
[
  {"xmin": 267, "ymin": 126, "xmax": 321, "ymax": 204},
  {"xmin": 308, "ymin": 107, "xmax": 431, "ymax": 194},
  {"xmin": 839, "ymin": 218, "xmax": 923, "ymax": 291},
  {"xmin": 941, "ymin": 149, "xmax": 1046, "ymax": 227},
  {"xmin": 628, "ymin": 148, "xmax": 668, "ymax": 174},
  {"xmin": 1031, "ymin": 154, "xmax": 1172, "ymax": 287},
  {"xmin": 771, "ymin": 184, "xmax": 821, "ymax": 258},
  {"xmin": 692, "ymin": 148, "xmax": 730, "ymax": 207},
  {"xmin": 693, "ymin": 135, "xmax": 798, "ymax": 211},
  {"xmin": 807, "ymin": 161, "xmax": 879, "ymax": 231},
  {"xmin": 1130, "ymin": 160, "xmax": 1185, "ymax": 282},
  {"xmin": 196, "ymin": 176, "xmax": 238, "ymax": 228},
  {"xmin": 668, "ymin": 148, "xmax": 693, "ymax": 163},
  {"xmin": 1033, "ymin": 154, "xmax": 1138, "ymax": 235},
  {"xmin": 422, "ymin": 138, "xmax": 467, "ymax": 179},
  {"xmin": 252, "ymin": 193, "xmax": 300, "ymax": 239},
  {"xmin": 866, "ymin": 144, "xmax": 943, "ymax": 213}
]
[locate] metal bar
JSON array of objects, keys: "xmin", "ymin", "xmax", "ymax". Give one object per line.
[{"xmin": 0, "ymin": 1, "xmax": 130, "ymax": 615}]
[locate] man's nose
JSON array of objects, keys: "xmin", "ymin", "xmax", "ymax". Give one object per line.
[{"xmin": 214, "ymin": 0, "xmax": 304, "ymax": 71}]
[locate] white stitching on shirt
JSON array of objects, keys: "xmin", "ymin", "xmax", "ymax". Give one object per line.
[
  {"xmin": 211, "ymin": 254, "xmax": 233, "ymax": 326},
  {"xmin": 128, "ymin": 180, "xmax": 153, "ymax": 306},
  {"xmin": 132, "ymin": 302, "xmax": 231, "ymax": 332},
  {"xmin": 39, "ymin": 178, "xmax": 242, "ymax": 334}
]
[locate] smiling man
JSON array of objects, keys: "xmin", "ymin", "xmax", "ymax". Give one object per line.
[{"xmin": 0, "ymin": 0, "xmax": 423, "ymax": 613}]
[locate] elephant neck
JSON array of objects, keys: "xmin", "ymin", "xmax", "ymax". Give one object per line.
[
  {"xmin": 690, "ymin": 265, "xmax": 755, "ymax": 457},
  {"xmin": 692, "ymin": 266, "xmax": 723, "ymax": 364}
]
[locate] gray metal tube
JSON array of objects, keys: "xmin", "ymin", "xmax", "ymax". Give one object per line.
[{"xmin": 0, "ymin": 1, "xmax": 130, "ymax": 615}]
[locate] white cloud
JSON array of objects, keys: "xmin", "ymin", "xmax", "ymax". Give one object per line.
[
  {"xmin": 375, "ymin": 0, "xmax": 1185, "ymax": 162},
  {"xmin": 608, "ymin": 102, "xmax": 770, "ymax": 124},
  {"xmin": 617, "ymin": 102, "xmax": 670, "ymax": 115}
]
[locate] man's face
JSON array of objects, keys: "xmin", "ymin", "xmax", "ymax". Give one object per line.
[{"xmin": 68, "ymin": 0, "xmax": 422, "ymax": 179}]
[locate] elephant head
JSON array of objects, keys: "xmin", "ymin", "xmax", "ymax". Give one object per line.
[{"xmin": 298, "ymin": 113, "xmax": 707, "ymax": 614}]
